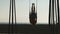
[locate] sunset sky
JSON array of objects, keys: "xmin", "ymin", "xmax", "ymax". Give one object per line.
[{"xmin": 0, "ymin": 0, "xmax": 60, "ymax": 24}]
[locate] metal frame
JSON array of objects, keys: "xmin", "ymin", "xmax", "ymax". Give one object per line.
[
  {"xmin": 8, "ymin": 0, "xmax": 59, "ymax": 34},
  {"xmin": 9, "ymin": 0, "xmax": 16, "ymax": 34}
]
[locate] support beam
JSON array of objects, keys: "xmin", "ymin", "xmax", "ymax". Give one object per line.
[
  {"xmin": 49, "ymin": 0, "xmax": 51, "ymax": 25},
  {"xmin": 57, "ymin": 0, "xmax": 59, "ymax": 24},
  {"xmin": 52, "ymin": 0, "xmax": 54, "ymax": 24},
  {"xmin": 13, "ymin": 0, "xmax": 17, "ymax": 33},
  {"xmin": 8, "ymin": 0, "xmax": 12, "ymax": 34},
  {"xmin": 9, "ymin": 0, "xmax": 16, "ymax": 34},
  {"xmin": 54, "ymin": 0, "xmax": 57, "ymax": 24},
  {"xmin": 12, "ymin": 0, "xmax": 13, "ymax": 34}
]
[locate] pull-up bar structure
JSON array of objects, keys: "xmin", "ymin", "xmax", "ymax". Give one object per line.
[
  {"xmin": 49, "ymin": 0, "xmax": 59, "ymax": 34},
  {"xmin": 49, "ymin": 0, "xmax": 59, "ymax": 25},
  {"xmin": 8, "ymin": 0, "xmax": 59, "ymax": 34}
]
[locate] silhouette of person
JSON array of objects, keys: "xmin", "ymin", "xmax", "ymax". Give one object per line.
[
  {"xmin": 30, "ymin": 3, "xmax": 37, "ymax": 19},
  {"xmin": 29, "ymin": 3, "xmax": 37, "ymax": 25}
]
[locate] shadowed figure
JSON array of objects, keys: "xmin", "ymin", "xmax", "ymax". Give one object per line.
[{"xmin": 29, "ymin": 3, "xmax": 37, "ymax": 25}]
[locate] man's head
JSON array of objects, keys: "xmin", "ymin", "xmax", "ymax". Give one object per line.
[{"xmin": 32, "ymin": 3, "xmax": 35, "ymax": 6}]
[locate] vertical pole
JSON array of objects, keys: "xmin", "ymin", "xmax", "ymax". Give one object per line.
[
  {"xmin": 57, "ymin": 0, "xmax": 59, "ymax": 24},
  {"xmin": 14, "ymin": 0, "xmax": 16, "ymax": 26},
  {"xmin": 52, "ymin": 0, "xmax": 54, "ymax": 24},
  {"xmin": 55, "ymin": 0, "xmax": 57, "ymax": 24},
  {"xmin": 9, "ymin": 0, "xmax": 11, "ymax": 34},
  {"xmin": 56, "ymin": 0, "xmax": 59, "ymax": 34},
  {"xmin": 49, "ymin": 0, "xmax": 51, "ymax": 25},
  {"xmin": 52, "ymin": 0, "xmax": 54, "ymax": 34},
  {"xmin": 14, "ymin": 0, "xmax": 17, "ymax": 33},
  {"xmin": 49, "ymin": 0, "xmax": 51, "ymax": 32},
  {"xmin": 12, "ymin": 0, "xmax": 13, "ymax": 34}
]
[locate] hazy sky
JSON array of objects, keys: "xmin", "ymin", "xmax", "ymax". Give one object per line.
[{"xmin": 0, "ymin": 0, "xmax": 60, "ymax": 24}]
